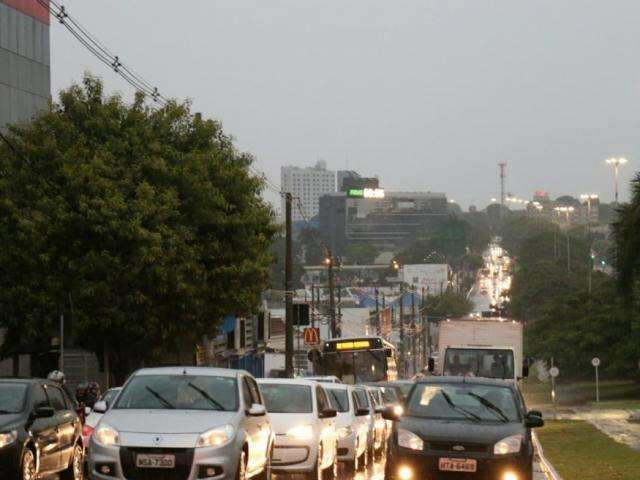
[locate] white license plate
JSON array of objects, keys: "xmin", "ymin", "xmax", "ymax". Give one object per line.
[
  {"xmin": 136, "ymin": 454, "xmax": 175, "ymax": 469},
  {"xmin": 438, "ymin": 457, "xmax": 477, "ymax": 472}
]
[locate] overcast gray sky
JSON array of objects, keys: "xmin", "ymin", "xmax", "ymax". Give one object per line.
[{"xmin": 51, "ymin": 0, "xmax": 640, "ymax": 210}]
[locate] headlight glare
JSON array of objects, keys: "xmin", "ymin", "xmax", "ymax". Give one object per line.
[
  {"xmin": 0, "ymin": 431, "xmax": 17, "ymax": 448},
  {"xmin": 287, "ymin": 425, "xmax": 314, "ymax": 440},
  {"xmin": 197, "ymin": 425, "xmax": 235, "ymax": 448},
  {"xmin": 94, "ymin": 424, "xmax": 120, "ymax": 447},
  {"xmin": 494, "ymin": 434, "xmax": 523, "ymax": 455},
  {"xmin": 397, "ymin": 429, "xmax": 423, "ymax": 451}
]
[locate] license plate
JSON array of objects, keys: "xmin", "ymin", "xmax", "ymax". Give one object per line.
[
  {"xmin": 136, "ymin": 454, "xmax": 175, "ymax": 469},
  {"xmin": 439, "ymin": 457, "xmax": 477, "ymax": 472}
]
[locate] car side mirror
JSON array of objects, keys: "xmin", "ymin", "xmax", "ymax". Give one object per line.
[
  {"xmin": 428, "ymin": 358, "xmax": 435, "ymax": 373},
  {"xmin": 248, "ymin": 404, "xmax": 267, "ymax": 417},
  {"xmin": 528, "ymin": 410, "xmax": 542, "ymax": 419},
  {"xmin": 319, "ymin": 408, "xmax": 337, "ymax": 419},
  {"xmin": 34, "ymin": 406, "xmax": 55, "ymax": 418},
  {"xmin": 381, "ymin": 405, "xmax": 401, "ymax": 421},
  {"xmin": 356, "ymin": 407, "xmax": 369, "ymax": 417},
  {"xmin": 93, "ymin": 401, "xmax": 108, "ymax": 414},
  {"xmin": 522, "ymin": 361, "xmax": 530, "ymax": 378},
  {"xmin": 385, "ymin": 348, "xmax": 393, "ymax": 358},
  {"xmin": 84, "ymin": 406, "xmax": 92, "ymax": 416},
  {"xmin": 525, "ymin": 413, "xmax": 544, "ymax": 428}
]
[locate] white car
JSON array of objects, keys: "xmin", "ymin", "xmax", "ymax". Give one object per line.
[
  {"xmin": 323, "ymin": 383, "xmax": 369, "ymax": 472},
  {"xmin": 365, "ymin": 386, "xmax": 390, "ymax": 447},
  {"xmin": 258, "ymin": 378, "xmax": 338, "ymax": 479},
  {"xmin": 83, "ymin": 387, "xmax": 122, "ymax": 448},
  {"xmin": 353, "ymin": 386, "xmax": 384, "ymax": 458},
  {"xmin": 89, "ymin": 367, "xmax": 273, "ymax": 480},
  {"xmin": 304, "ymin": 376, "xmax": 342, "ymax": 384}
]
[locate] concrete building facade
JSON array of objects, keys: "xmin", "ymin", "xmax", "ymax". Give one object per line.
[
  {"xmin": 0, "ymin": 0, "xmax": 51, "ymax": 128},
  {"xmin": 281, "ymin": 160, "xmax": 335, "ymax": 222}
]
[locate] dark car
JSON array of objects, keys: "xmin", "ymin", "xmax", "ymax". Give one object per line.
[
  {"xmin": 377, "ymin": 380, "xmax": 415, "ymax": 403},
  {"xmin": 383, "ymin": 376, "xmax": 543, "ymax": 480},
  {"xmin": 0, "ymin": 378, "xmax": 84, "ymax": 480}
]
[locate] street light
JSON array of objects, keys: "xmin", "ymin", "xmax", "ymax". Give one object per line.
[
  {"xmin": 605, "ymin": 157, "xmax": 628, "ymax": 204},
  {"xmin": 554, "ymin": 206, "xmax": 575, "ymax": 224},
  {"xmin": 580, "ymin": 194, "xmax": 598, "ymax": 225}
]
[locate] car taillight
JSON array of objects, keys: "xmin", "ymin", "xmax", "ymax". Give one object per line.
[{"xmin": 83, "ymin": 425, "xmax": 94, "ymax": 438}]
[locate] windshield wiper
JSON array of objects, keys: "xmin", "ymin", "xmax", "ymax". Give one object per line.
[
  {"xmin": 187, "ymin": 382, "xmax": 225, "ymax": 410},
  {"xmin": 439, "ymin": 390, "xmax": 481, "ymax": 422},
  {"xmin": 467, "ymin": 393, "xmax": 509, "ymax": 423},
  {"xmin": 0, "ymin": 409, "xmax": 13, "ymax": 414},
  {"xmin": 145, "ymin": 386, "xmax": 175, "ymax": 409}
]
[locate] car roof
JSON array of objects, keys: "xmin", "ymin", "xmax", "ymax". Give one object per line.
[
  {"xmin": 132, "ymin": 367, "xmax": 245, "ymax": 378},
  {"xmin": 257, "ymin": 378, "xmax": 319, "ymax": 387},
  {"xmin": 416, "ymin": 375, "xmax": 515, "ymax": 388},
  {"xmin": 0, "ymin": 377, "xmax": 49, "ymax": 385},
  {"xmin": 321, "ymin": 383, "xmax": 349, "ymax": 391}
]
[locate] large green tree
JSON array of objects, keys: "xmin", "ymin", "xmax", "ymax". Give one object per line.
[
  {"xmin": 345, "ymin": 242, "xmax": 378, "ymax": 265},
  {"xmin": 0, "ymin": 75, "xmax": 277, "ymax": 381}
]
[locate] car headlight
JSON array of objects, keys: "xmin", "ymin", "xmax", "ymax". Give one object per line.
[
  {"xmin": 397, "ymin": 429, "xmax": 423, "ymax": 451},
  {"xmin": 94, "ymin": 424, "xmax": 120, "ymax": 447},
  {"xmin": 287, "ymin": 425, "xmax": 314, "ymax": 440},
  {"xmin": 0, "ymin": 431, "xmax": 17, "ymax": 448},
  {"xmin": 197, "ymin": 424, "xmax": 235, "ymax": 448},
  {"xmin": 336, "ymin": 426, "xmax": 352, "ymax": 439},
  {"xmin": 494, "ymin": 434, "xmax": 523, "ymax": 455}
]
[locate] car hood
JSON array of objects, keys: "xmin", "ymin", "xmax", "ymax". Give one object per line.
[
  {"xmin": 101, "ymin": 410, "xmax": 239, "ymax": 434},
  {"xmin": 268, "ymin": 412, "xmax": 317, "ymax": 434},
  {"xmin": 398, "ymin": 417, "xmax": 524, "ymax": 445}
]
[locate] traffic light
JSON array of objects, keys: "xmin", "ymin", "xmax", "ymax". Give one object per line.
[{"xmin": 293, "ymin": 304, "xmax": 310, "ymax": 326}]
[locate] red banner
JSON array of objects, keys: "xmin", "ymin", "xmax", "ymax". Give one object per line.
[{"xmin": 3, "ymin": 0, "xmax": 50, "ymax": 25}]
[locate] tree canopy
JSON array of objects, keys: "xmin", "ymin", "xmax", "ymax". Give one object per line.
[
  {"xmin": 345, "ymin": 242, "xmax": 378, "ymax": 265},
  {"xmin": 0, "ymin": 75, "xmax": 278, "ymax": 380}
]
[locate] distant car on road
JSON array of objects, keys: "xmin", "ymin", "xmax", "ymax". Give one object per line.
[
  {"xmin": 82, "ymin": 387, "xmax": 122, "ymax": 449},
  {"xmin": 384, "ymin": 376, "xmax": 543, "ymax": 480},
  {"xmin": 0, "ymin": 378, "xmax": 84, "ymax": 480},
  {"xmin": 88, "ymin": 367, "xmax": 273, "ymax": 480},
  {"xmin": 258, "ymin": 378, "xmax": 338, "ymax": 479}
]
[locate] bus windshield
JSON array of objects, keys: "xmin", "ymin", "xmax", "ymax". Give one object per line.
[
  {"xmin": 443, "ymin": 349, "xmax": 515, "ymax": 379},
  {"xmin": 322, "ymin": 350, "xmax": 386, "ymax": 383}
]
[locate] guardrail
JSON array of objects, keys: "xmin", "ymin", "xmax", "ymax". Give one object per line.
[{"xmin": 532, "ymin": 432, "xmax": 563, "ymax": 480}]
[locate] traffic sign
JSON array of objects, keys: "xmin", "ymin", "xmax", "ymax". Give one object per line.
[
  {"xmin": 549, "ymin": 366, "xmax": 559, "ymax": 378},
  {"xmin": 591, "ymin": 357, "xmax": 601, "ymax": 367},
  {"xmin": 303, "ymin": 327, "xmax": 320, "ymax": 346}
]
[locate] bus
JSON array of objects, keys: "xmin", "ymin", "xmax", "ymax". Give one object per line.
[{"xmin": 314, "ymin": 336, "xmax": 398, "ymax": 384}]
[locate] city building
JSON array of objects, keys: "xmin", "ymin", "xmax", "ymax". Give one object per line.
[
  {"xmin": 319, "ymin": 190, "xmax": 448, "ymax": 256},
  {"xmin": 0, "ymin": 0, "xmax": 51, "ymax": 128},
  {"xmin": 337, "ymin": 170, "xmax": 379, "ymax": 192},
  {"xmin": 281, "ymin": 161, "xmax": 335, "ymax": 222}
]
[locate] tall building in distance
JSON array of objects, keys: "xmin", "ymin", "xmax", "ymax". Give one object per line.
[
  {"xmin": 281, "ymin": 161, "xmax": 335, "ymax": 222},
  {"xmin": 0, "ymin": 0, "xmax": 51, "ymax": 128}
]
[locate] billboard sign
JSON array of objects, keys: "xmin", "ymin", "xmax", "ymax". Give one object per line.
[{"xmin": 347, "ymin": 188, "xmax": 385, "ymax": 199}]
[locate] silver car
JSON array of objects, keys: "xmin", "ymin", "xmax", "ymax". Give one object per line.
[{"xmin": 88, "ymin": 367, "xmax": 273, "ymax": 480}]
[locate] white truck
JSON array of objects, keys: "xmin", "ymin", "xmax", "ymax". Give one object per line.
[{"xmin": 430, "ymin": 318, "xmax": 526, "ymax": 381}]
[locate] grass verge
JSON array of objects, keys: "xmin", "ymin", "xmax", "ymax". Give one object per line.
[
  {"xmin": 522, "ymin": 378, "xmax": 640, "ymax": 407},
  {"xmin": 537, "ymin": 420, "xmax": 640, "ymax": 480}
]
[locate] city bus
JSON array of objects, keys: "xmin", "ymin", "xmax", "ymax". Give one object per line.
[{"xmin": 314, "ymin": 336, "xmax": 398, "ymax": 384}]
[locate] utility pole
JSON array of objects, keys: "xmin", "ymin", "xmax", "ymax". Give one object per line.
[
  {"xmin": 399, "ymin": 283, "xmax": 405, "ymax": 377},
  {"xmin": 375, "ymin": 287, "xmax": 380, "ymax": 336},
  {"xmin": 411, "ymin": 288, "xmax": 416, "ymax": 376},
  {"xmin": 498, "ymin": 162, "xmax": 507, "ymax": 207},
  {"xmin": 326, "ymin": 251, "xmax": 337, "ymax": 338},
  {"xmin": 310, "ymin": 284, "xmax": 315, "ymax": 329},
  {"xmin": 285, "ymin": 193, "xmax": 294, "ymax": 378},
  {"xmin": 337, "ymin": 275, "xmax": 342, "ymax": 337},
  {"xmin": 59, "ymin": 313, "xmax": 65, "ymax": 372},
  {"xmin": 421, "ymin": 286, "xmax": 427, "ymax": 369}
]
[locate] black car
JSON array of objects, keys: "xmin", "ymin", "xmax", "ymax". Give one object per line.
[
  {"xmin": 0, "ymin": 378, "xmax": 84, "ymax": 480},
  {"xmin": 383, "ymin": 376, "xmax": 543, "ymax": 480}
]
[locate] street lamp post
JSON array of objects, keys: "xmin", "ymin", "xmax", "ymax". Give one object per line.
[
  {"xmin": 554, "ymin": 206, "xmax": 575, "ymax": 274},
  {"xmin": 580, "ymin": 194, "xmax": 598, "ymax": 294},
  {"xmin": 605, "ymin": 157, "xmax": 628, "ymax": 204}
]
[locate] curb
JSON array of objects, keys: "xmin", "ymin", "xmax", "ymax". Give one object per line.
[{"xmin": 533, "ymin": 432, "xmax": 563, "ymax": 480}]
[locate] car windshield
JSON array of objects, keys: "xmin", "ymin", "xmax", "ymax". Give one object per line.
[
  {"xmin": 354, "ymin": 389, "xmax": 370, "ymax": 409},
  {"xmin": 407, "ymin": 383, "xmax": 520, "ymax": 423},
  {"xmin": 0, "ymin": 383, "xmax": 27, "ymax": 413},
  {"xmin": 380, "ymin": 386, "xmax": 399, "ymax": 404},
  {"xmin": 101, "ymin": 389, "xmax": 120, "ymax": 406},
  {"xmin": 325, "ymin": 388, "xmax": 349, "ymax": 412},
  {"xmin": 115, "ymin": 375, "xmax": 238, "ymax": 411},
  {"xmin": 259, "ymin": 384, "xmax": 313, "ymax": 413}
]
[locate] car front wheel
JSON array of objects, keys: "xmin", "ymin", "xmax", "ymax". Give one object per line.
[
  {"xmin": 21, "ymin": 449, "xmax": 37, "ymax": 480},
  {"xmin": 60, "ymin": 443, "xmax": 84, "ymax": 480}
]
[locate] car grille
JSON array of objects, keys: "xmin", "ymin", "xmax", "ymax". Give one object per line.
[
  {"xmin": 120, "ymin": 447, "xmax": 194, "ymax": 480},
  {"xmin": 428, "ymin": 441, "xmax": 488, "ymax": 453}
]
